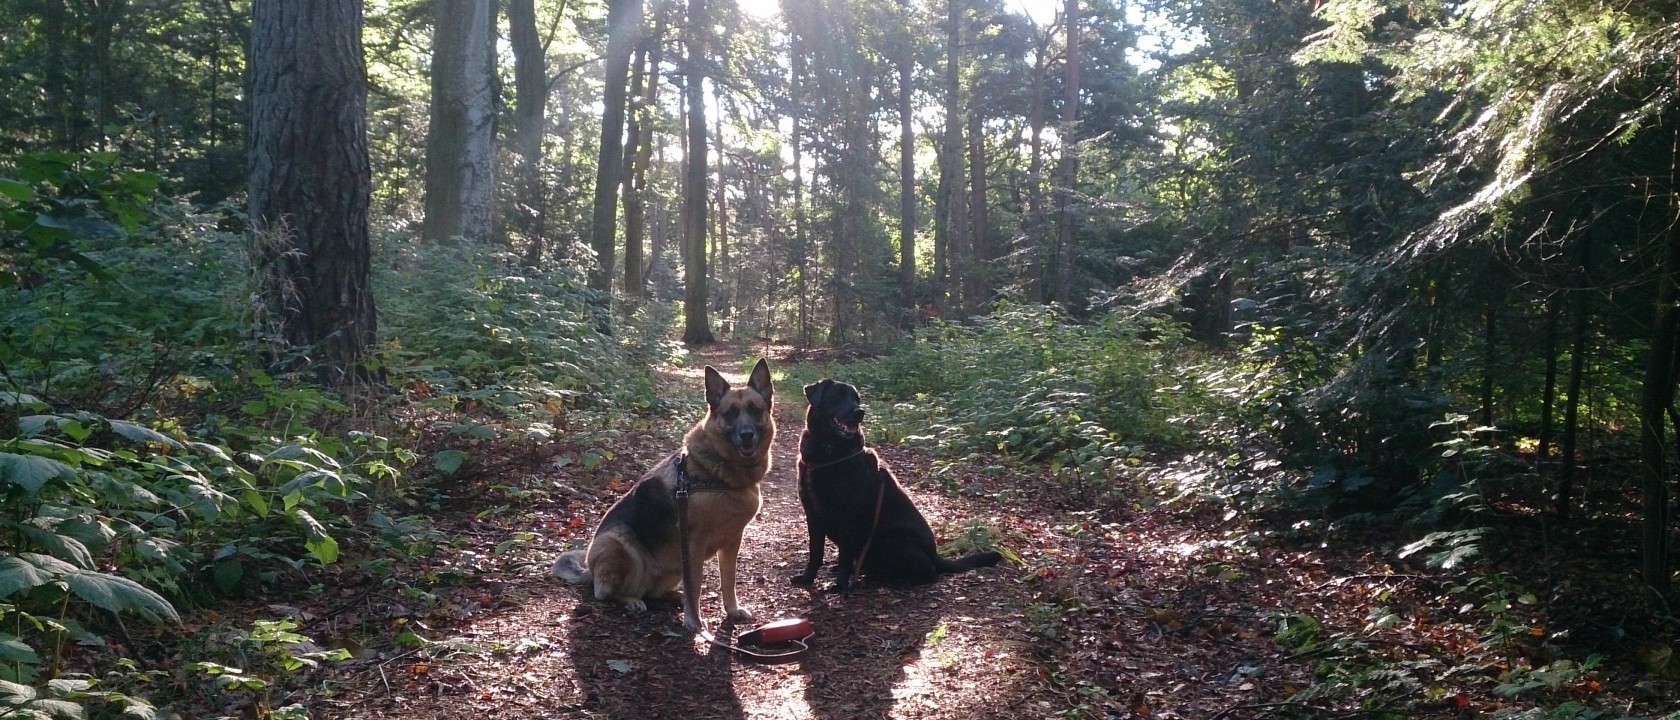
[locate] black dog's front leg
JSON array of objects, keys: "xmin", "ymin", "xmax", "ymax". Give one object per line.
[
  {"xmin": 791, "ymin": 514, "xmax": 826, "ymax": 585},
  {"xmin": 830, "ymin": 544, "xmax": 859, "ymax": 592}
]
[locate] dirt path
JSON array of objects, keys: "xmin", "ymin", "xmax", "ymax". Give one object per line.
[
  {"xmin": 310, "ymin": 350, "xmax": 1680, "ymax": 719},
  {"xmin": 320, "ymin": 354, "xmax": 1058, "ymax": 719}
]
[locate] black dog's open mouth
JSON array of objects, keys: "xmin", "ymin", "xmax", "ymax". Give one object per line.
[{"xmin": 832, "ymin": 415, "xmax": 862, "ymax": 438}]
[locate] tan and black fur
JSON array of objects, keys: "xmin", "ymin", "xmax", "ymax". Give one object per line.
[{"xmin": 554, "ymin": 359, "xmax": 775, "ymax": 631}]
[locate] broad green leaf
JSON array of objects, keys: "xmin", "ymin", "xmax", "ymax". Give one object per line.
[
  {"xmin": 213, "ymin": 560, "xmax": 244, "ymax": 594},
  {"xmin": 114, "ymin": 695, "xmax": 156, "ymax": 719},
  {"xmin": 293, "ymin": 510, "xmax": 340, "ymax": 565},
  {"xmin": 262, "ymin": 444, "xmax": 341, "ymax": 470},
  {"xmin": 0, "ymin": 392, "xmax": 43, "ymax": 408},
  {"xmin": 0, "ymin": 178, "xmax": 30, "ymax": 201},
  {"xmin": 107, "ymin": 421, "xmax": 182, "ymax": 449},
  {"xmin": 0, "ymin": 635, "xmax": 38, "ymax": 664},
  {"xmin": 0, "ymin": 453, "xmax": 76, "ymax": 495},
  {"xmin": 44, "ymin": 678, "xmax": 92, "ymax": 694},
  {"xmin": 0, "ymin": 677, "xmax": 35, "ymax": 702},
  {"xmin": 21, "ymin": 696, "xmax": 84, "ymax": 719},
  {"xmin": 0, "ymin": 554, "xmax": 66, "ymax": 598},
  {"xmin": 433, "ymin": 449, "xmax": 468, "ymax": 475},
  {"xmin": 241, "ymin": 489, "xmax": 269, "ymax": 518},
  {"xmin": 61, "ymin": 569, "xmax": 179, "ymax": 624},
  {"xmin": 16, "ymin": 526, "xmax": 93, "ymax": 569}
]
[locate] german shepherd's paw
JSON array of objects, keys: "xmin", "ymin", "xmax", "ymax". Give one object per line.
[{"xmin": 726, "ymin": 607, "xmax": 755, "ymax": 623}]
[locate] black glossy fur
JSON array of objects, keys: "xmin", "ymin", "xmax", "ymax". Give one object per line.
[{"xmin": 791, "ymin": 379, "xmax": 1002, "ymax": 591}]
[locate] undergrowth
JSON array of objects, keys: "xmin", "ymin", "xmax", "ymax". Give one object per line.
[{"xmin": 0, "ymin": 151, "xmax": 661, "ymax": 718}]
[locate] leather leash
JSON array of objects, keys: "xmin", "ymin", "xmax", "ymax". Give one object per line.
[
  {"xmin": 675, "ymin": 453, "xmax": 812, "ymax": 663},
  {"xmin": 798, "ymin": 443, "xmax": 887, "ymax": 586}
]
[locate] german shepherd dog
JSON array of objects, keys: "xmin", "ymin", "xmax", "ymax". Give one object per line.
[
  {"xmin": 554, "ymin": 359, "xmax": 775, "ymax": 631},
  {"xmin": 791, "ymin": 379, "xmax": 1001, "ymax": 591}
]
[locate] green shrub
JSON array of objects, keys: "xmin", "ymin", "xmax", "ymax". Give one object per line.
[{"xmin": 842, "ymin": 304, "xmax": 1208, "ymax": 499}]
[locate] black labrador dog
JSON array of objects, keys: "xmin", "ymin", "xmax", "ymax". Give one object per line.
[{"xmin": 791, "ymin": 378, "xmax": 1002, "ymax": 591}]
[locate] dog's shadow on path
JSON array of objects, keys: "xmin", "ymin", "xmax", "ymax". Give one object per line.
[
  {"xmin": 793, "ymin": 583, "xmax": 944, "ymax": 719},
  {"xmin": 563, "ymin": 597, "xmax": 748, "ymax": 719}
]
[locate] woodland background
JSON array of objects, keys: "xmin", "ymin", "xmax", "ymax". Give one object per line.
[{"xmin": 2, "ymin": 0, "xmax": 1680, "ymax": 717}]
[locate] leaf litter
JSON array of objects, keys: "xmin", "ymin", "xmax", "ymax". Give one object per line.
[{"xmin": 299, "ymin": 349, "xmax": 1680, "ymax": 719}]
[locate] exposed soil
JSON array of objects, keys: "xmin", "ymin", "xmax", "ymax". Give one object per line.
[{"xmin": 298, "ymin": 348, "xmax": 1679, "ymax": 719}]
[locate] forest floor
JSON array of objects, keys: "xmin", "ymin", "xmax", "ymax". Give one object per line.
[{"xmin": 296, "ymin": 347, "xmax": 1680, "ymax": 719}]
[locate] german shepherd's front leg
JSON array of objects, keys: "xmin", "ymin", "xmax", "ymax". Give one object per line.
[
  {"xmin": 718, "ymin": 537, "xmax": 754, "ymax": 623},
  {"xmin": 679, "ymin": 537, "xmax": 706, "ymax": 632}
]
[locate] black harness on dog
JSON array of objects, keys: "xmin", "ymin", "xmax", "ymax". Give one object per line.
[{"xmin": 674, "ymin": 452, "xmax": 812, "ymax": 664}]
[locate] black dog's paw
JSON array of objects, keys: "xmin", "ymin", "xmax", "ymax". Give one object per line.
[
  {"xmin": 790, "ymin": 572, "xmax": 817, "ymax": 586},
  {"xmin": 828, "ymin": 575, "xmax": 855, "ymax": 593}
]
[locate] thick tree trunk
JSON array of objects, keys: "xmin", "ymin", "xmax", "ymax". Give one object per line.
[
  {"xmin": 509, "ymin": 0, "xmax": 548, "ymax": 260},
  {"xmin": 1640, "ymin": 174, "xmax": 1680, "ymax": 599},
  {"xmin": 680, "ymin": 0, "xmax": 714, "ymax": 344},
  {"xmin": 587, "ymin": 0, "xmax": 645, "ymax": 291},
  {"xmin": 423, "ymin": 0, "xmax": 497, "ymax": 245},
  {"xmin": 248, "ymin": 0, "xmax": 376, "ymax": 386}
]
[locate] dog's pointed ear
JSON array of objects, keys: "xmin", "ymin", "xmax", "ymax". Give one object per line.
[
  {"xmin": 747, "ymin": 358, "xmax": 773, "ymax": 402},
  {"xmin": 704, "ymin": 366, "xmax": 729, "ymax": 408},
  {"xmin": 804, "ymin": 378, "xmax": 833, "ymax": 406}
]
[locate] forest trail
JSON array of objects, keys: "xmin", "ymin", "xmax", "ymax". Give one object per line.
[{"xmin": 315, "ymin": 348, "xmax": 1331, "ymax": 719}]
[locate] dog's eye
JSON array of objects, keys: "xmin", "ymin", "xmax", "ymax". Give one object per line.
[
  {"xmin": 747, "ymin": 406, "xmax": 764, "ymax": 418},
  {"xmin": 723, "ymin": 408, "xmax": 739, "ymax": 421}
]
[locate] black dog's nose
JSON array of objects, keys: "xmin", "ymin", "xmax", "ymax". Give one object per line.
[{"xmin": 847, "ymin": 408, "xmax": 865, "ymax": 423}]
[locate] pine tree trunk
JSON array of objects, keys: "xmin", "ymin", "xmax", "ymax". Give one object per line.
[{"xmin": 248, "ymin": 0, "xmax": 377, "ymax": 386}]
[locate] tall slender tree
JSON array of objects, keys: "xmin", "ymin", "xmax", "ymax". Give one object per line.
[
  {"xmin": 1052, "ymin": 0, "xmax": 1078, "ymax": 305},
  {"xmin": 897, "ymin": 0, "xmax": 917, "ymax": 326},
  {"xmin": 681, "ymin": 0, "xmax": 714, "ymax": 343},
  {"xmin": 423, "ymin": 0, "xmax": 497, "ymax": 244},
  {"xmin": 587, "ymin": 0, "xmax": 645, "ymax": 291},
  {"xmin": 248, "ymin": 0, "xmax": 376, "ymax": 385}
]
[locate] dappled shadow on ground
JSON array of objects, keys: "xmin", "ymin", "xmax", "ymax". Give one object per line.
[
  {"xmin": 563, "ymin": 595, "xmax": 747, "ymax": 719},
  {"xmin": 311, "ymin": 349, "xmax": 1679, "ymax": 719}
]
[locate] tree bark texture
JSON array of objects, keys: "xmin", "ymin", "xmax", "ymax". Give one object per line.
[
  {"xmin": 587, "ymin": 0, "xmax": 644, "ymax": 291},
  {"xmin": 509, "ymin": 0, "xmax": 549, "ymax": 261},
  {"xmin": 1052, "ymin": 0, "xmax": 1079, "ymax": 306},
  {"xmin": 681, "ymin": 0, "xmax": 713, "ymax": 343},
  {"xmin": 423, "ymin": 0, "xmax": 497, "ymax": 245},
  {"xmin": 897, "ymin": 2, "xmax": 916, "ymax": 327},
  {"xmin": 248, "ymin": 0, "xmax": 377, "ymax": 385}
]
